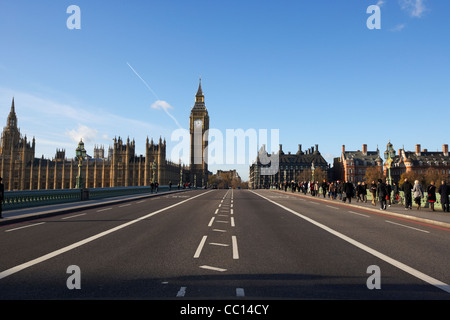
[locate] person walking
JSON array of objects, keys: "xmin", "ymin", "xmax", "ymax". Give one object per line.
[
  {"xmin": 393, "ymin": 182, "xmax": 400, "ymax": 204},
  {"xmin": 370, "ymin": 180, "xmax": 377, "ymax": 206},
  {"xmin": 337, "ymin": 181, "xmax": 343, "ymax": 200},
  {"xmin": 385, "ymin": 180, "xmax": 392, "ymax": 207},
  {"xmin": 376, "ymin": 179, "xmax": 387, "ymax": 210},
  {"xmin": 321, "ymin": 180, "xmax": 328, "ymax": 198},
  {"xmin": 402, "ymin": 178, "xmax": 413, "ymax": 210},
  {"xmin": 0, "ymin": 177, "xmax": 4, "ymax": 219},
  {"xmin": 361, "ymin": 181, "xmax": 367, "ymax": 203},
  {"xmin": 329, "ymin": 182, "xmax": 336, "ymax": 200},
  {"xmin": 412, "ymin": 180, "xmax": 423, "ymax": 210},
  {"xmin": 356, "ymin": 182, "xmax": 362, "ymax": 202},
  {"xmin": 343, "ymin": 180, "xmax": 354, "ymax": 203},
  {"xmin": 438, "ymin": 181, "xmax": 449, "ymax": 212},
  {"xmin": 427, "ymin": 181, "xmax": 437, "ymax": 212}
]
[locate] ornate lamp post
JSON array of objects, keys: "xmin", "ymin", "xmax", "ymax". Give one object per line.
[
  {"xmin": 180, "ymin": 164, "xmax": 183, "ymax": 187},
  {"xmin": 384, "ymin": 140, "xmax": 396, "ymax": 185},
  {"xmin": 75, "ymin": 139, "xmax": 87, "ymax": 189},
  {"xmin": 152, "ymin": 161, "xmax": 157, "ymax": 183}
]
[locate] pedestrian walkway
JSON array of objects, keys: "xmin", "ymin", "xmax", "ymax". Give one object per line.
[
  {"xmin": 0, "ymin": 188, "xmax": 191, "ymax": 226},
  {"xmin": 270, "ymin": 189, "xmax": 450, "ymax": 230}
]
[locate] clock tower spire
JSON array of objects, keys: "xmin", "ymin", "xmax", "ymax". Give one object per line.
[{"xmin": 189, "ymin": 77, "xmax": 209, "ymax": 187}]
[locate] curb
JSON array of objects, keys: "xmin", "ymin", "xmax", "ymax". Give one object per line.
[
  {"xmin": 0, "ymin": 189, "xmax": 192, "ymax": 227},
  {"xmin": 269, "ymin": 189, "xmax": 450, "ymax": 230}
]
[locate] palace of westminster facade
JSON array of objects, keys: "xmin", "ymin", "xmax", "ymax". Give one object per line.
[
  {"xmin": 0, "ymin": 81, "xmax": 210, "ymax": 191},
  {"xmin": 2, "ymin": 80, "xmax": 449, "ymax": 192}
]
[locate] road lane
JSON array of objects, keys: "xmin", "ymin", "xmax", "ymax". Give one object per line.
[
  {"xmin": 0, "ymin": 190, "xmax": 214, "ymax": 287},
  {"xmin": 249, "ymin": 189, "xmax": 450, "ymax": 296},
  {"xmin": 0, "ymin": 188, "xmax": 449, "ymax": 300}
]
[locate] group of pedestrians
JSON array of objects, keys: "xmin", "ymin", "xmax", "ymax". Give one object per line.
[
  {"xmin": 400, "ymin": 179, "xmax": 449, "ymax": 212},
  {"xmin": 275, "ymin": 178, "xmax": 449, "ymax": 213}
]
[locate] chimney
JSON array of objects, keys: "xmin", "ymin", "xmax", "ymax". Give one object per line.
[
  {"xmin": 362, "ymin": 144, "xmax": 367, "ymax": 155},
  {"xmin": 315, "ymin": 144, "xmax": 319, "ymax": 153},
  {"xmin": 444, "ymin": 144, "xmax": 449, "ymax": 157},
  {"xmin": 342, "ymin": 145, "xmax": 345, "ymax": 154},
  {"xmin": 415, "ymin": 144, "xmax": 421, "ymax": 156}
]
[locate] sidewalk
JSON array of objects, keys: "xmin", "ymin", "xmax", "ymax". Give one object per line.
[
  {"xmin": 0, "ymin": 188, "xmax": 191, "ymax": 226},
  {"xmin": 270, "ymin": 189, "xmax": 450, "ymax": 230}
]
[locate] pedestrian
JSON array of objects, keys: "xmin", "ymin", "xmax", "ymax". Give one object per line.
[
  {"xmin": 337, "ymin": 181, "xmax": 343, "ymax": 200},
  {"xmin": 356, "ymin": 182, "xmax": 362, "ymax": 202},
  {"xmin": 393, "ymin": 182, "xmax": 400, "ymax": 204},
  {"xmin": 385, "ymin": 180, "xmax": 392, "ymax": 207},
  {"xmin": 438, "ymin": 181, "xmax": 449, "ymax": 212},
  {"xmin": 402, "ymin": 178, "xmax": 413, "ymax": 210},
  {"xmin": 321, "ymin": 180, "xmax": 328, "ymax": 198},
  {"xmin": 376, "ymin": 179, "xmax": 387, "ymax": 210},
  {"xmin": 412, "ymin": 180, "xmax": 423, "ymax": 210},
  {"xmin": 361, "ymin": 181, "xmax": 367, "ymax": 202},
  {"xmin": 0, "ymin": 177, "xmax": 4, "ymax": 219},
  {"xmin": 370, "ymin": 180, "xmax": 377, "ymax": 206},
  {"xmin": 427, "ymin": 181, "xmax": 436, "ymax": 212},
  {"xmin": 343, "ymin": 180, "xmax": 353, "ymax": 203},
  {"xmin": 329, "ymin": 182, "xmax": 336, "ymax": 200}
]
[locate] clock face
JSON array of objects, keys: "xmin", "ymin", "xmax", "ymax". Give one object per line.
[{"xmin": 194, "ymin": 119, "xmax": 202, "ymax": 128}]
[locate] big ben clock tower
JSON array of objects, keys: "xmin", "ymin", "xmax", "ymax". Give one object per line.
[{"xmin": 189, "ymin": 78, "xmax": 209, "ymax": 187}]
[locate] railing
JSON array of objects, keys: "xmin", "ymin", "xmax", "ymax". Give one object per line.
[
  {"xmin": 277, "ymin": 186, "xmax": 446, "ymax": 210},
  {"xmin": 2, "ymin": 185, "xmax": 180, "ymax": 211}
]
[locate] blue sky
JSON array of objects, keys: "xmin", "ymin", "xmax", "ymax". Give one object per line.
[{"xmin": 0, "ymin": 0, "xmax": 449, "ymax": 181}]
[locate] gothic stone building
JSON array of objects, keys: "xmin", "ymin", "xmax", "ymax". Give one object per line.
[
  {"xmin": 249, "ymin": 144, "xmax": 329, "ymax": 188},
  {"xmin": 0, "ymin": 81, "xmax": 210, "ymax": 191}
]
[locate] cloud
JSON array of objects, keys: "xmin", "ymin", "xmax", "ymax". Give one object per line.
[
  {"xmin": 67, "ymin": 124, "xmax": 98, "ymax": 143},
  {"xmin": 151, "ymin": 100, "xmax": 183, "ymax": 129},
  {"xmin": 399, "ymin": 0, "xmax": 427, "ymax": 18},
  {"xmin": 151, "ymin": 100, "xmax": 173, "ymax": 112},
  {"xmin": 0, "ymin": 87, "xmax": 166, "ymax": 158},
  {"xmin": 390, "ymin": 23, "xmax": 406, "ymax": 31},
  {"xmin": 376, "ymin": 0, "xmax": 386, "ymax": 7}
]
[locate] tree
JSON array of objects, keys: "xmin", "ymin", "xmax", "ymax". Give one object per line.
[
  {"xmin": 423, "ymin": 168, "xmax": 446, "ymax": 188},
  {"xmin": 399, "ymin": 171, "xmax": 421, "ymax": 187},
  {"xmin": 364, "ymin": 167, "xmax": 385, "ymax": 184}
]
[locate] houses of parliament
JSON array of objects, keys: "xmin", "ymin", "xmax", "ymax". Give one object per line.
[{"xmin": 0, "ymin": 81, "xmax": 210, "ymax": 191}]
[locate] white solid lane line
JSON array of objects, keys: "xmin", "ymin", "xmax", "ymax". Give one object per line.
[
  {"xmin": 176, "ymin": 286, "xmax": 187, "ymax": 297},
  {"xmin": 194, "ymin": 236, "xmax": 208, "ymax": 258},
  {"xmin": 199, "ymin": 265, "xmax": 227, "ymax": 272},
  {"xmin": 232, "ymin": 236, "xmax": 239, "ymax": 260},
  {"xmin": 5, "ymin": 222, "xmax": 46, "ymax": 233},
  {"xmin": 385, "ymin": 220, "xmax": 430, "ymax": 233},
  {"xmin": 250, "ymin": 190, "xmax": 450, "ymax": 294},
  {"xmin": 0, "ymin": 190, "xmax": 214, "ymax": 280},
  {"xmin": 62, "ymin": 213, "xmax": 87, "ymax": 220},
  {"xmin": 348, "ymin": 211, "xmax": 370, "ymax": 218}
]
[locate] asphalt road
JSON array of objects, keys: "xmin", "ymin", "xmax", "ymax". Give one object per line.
[{"xmin": 0, "ymin": 188, "xmax": 449, "ymax": 300}]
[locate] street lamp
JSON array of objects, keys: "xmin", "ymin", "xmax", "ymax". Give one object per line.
[
  {"xmin": 152, "ymin": 161, "xmax": 157, "ymax": 183},
  {"xmin": 384, "ymin": 140, "xmax": 396, "ymax": 185},
  {"xmin": 75, "ymin": 139, "xmax": 87, "ymax": 189}
]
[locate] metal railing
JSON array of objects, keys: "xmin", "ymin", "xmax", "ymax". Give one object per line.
[
  {"xmin": 278, "ymin": 186, "xmax": 446, "ymax": 210},
  {"xmin": 1, "ymin": 185, "xmax": 180, "ymax": 211}
]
